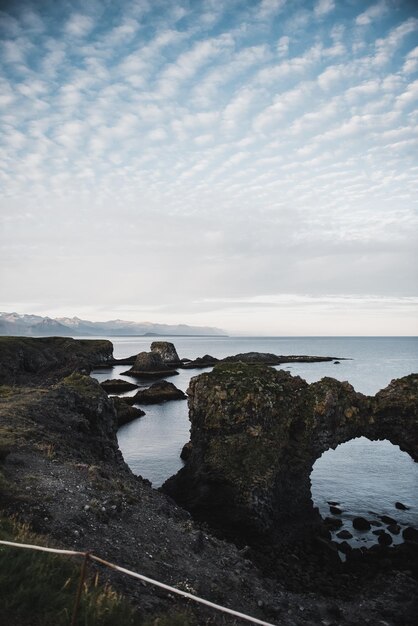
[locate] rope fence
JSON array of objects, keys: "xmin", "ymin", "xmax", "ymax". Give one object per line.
[{"xmin": 0, "ymin": 539, "xmax": 277, "ymax": 626}]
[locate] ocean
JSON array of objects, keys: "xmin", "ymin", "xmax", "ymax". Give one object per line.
[{"xmin": 91, "ymin": 336, "xmax": 418, "ymax": 546}]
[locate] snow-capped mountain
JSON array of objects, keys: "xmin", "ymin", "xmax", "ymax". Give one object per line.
[{"xmin": 0, "ymin": 312, "xmax": 226, "ymax": 337}]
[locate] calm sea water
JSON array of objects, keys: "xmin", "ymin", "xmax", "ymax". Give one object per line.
[{"xmin": 91, "ymin": 336, "xmax": 418, "ymax": 545}]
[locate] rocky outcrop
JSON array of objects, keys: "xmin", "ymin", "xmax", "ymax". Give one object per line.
[
  {"xmin": 150, "ymin": 341, "xmax": 181, "ymax": 365},
  {"xmin": 181, "ymin": 355, "xmax": 219, "ymax": 369},
  {"xmin": 222, "ymin": 352, "xmax": 342, "ymax": 365},
  {"xmin": 122, "ymin": 352, "xmax": 179, "ymax": 378},
  {"xmin": 127, "ymin": 381, "xmax": 186, "ymax": 405},
  {"xmin": 1, "ymin": 342, "xmax": 418, "ymax": 624},
  {"xmin": 180, "ymin": 352, "xmax": 344, "ymax": 369},
  {"xmin": 100, "ymin": 379, "xmax": 138, "ymax": 393},
  {"xmin": 163, "ymin": 364, "xmax": 418, "ymax": 545},
  {"xmin": 0, "ymin": 336, "xmax": 113, "ymax": 385},
  {"xmin": 112, "ymin": 396, "xmax": 145, "ymax": 426}
]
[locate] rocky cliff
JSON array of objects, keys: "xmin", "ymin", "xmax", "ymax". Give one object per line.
[
  {"xmin": 1, "ymin": 340, "xmax": 417, "ymax": 625},
  {"xmin": 0, "ymin": 336, "xmax": 113, "ymax": 386},
  {"xmin": 163, "ymin": 363, "xmax": 418, "ymax": 545}
]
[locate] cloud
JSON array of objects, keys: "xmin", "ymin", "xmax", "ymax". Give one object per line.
[
  {"xmin": 395, "ymin": 79, "xmax": 418, "ymax": 109},
  {"xmin": 255, "ymin": 0, "xmax": 287, "ymax": 21},
  {"xmin": 373, "ymin": 17, "xmax": 418, "ymax": 66},
  {"xmin": 314, "ymin": 0, "xmax": 335, "ymax": 18},
  {"xmin": 277, "ymin": 35, "xmax": 290, "ymax": 57},
  {"xmin": 156, "ymin": 33, "xmax": 234, "ymax": 97},
  {"xmin": 256, "ymin": 43, "xmax": 322, "ymax": 84},
  {"xmin": 253, "ymin": 82, "xmax": 313, "ymax": 132},
  {"xmin": 403, "ymin": 46, "xmax": 418, "ymax": 73},
  {"xmin": 64, "ymin": 13, "xmax": 95, "ymax": 38},
  {"xmin": 355, "ymin": 1, "xmax": 388, "ymax": 26}
]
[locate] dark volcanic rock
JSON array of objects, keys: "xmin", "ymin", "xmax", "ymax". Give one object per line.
[
  {"xmin": 113, "ymin": 396, "xmax": 145, "ymax": 426},
  {"xmin": 353, "ymin": 517, "xmax": 371, "ymax": 531},
  {"xmin": 1, "ymin": 339, "xmax": 418, "ymax": 626},
  {"xmin": 387, "ymin": 524, "xmax": 401, "ymax": 535},
  {"xmin": 336, "ymin": 530, "xmax": 353, "ymax": 539},
  {"xmin": 330, "ymin": 506, "xmax": 342, "ymax": 515},
  {"xmin": 181, "ymin": 354, "xmax": 219, "ymax": 369},
  {"xmin": 381, "ymin": 515, "xmax": 397, "ymax": 525},
  {"xmin": 403, "ymin": 527, "xmax": 418, "ymax": 542},
  {"xmin": 128, "ymin": 381, "xmax": 186, "ymax": 405},
  {"xmin": 100, "ymin": 379, "xmax": 139, "ymax": 393},
  {"xmin": 150, "ymin": 341, "xmax": 181, "ymax": 365},
  {"xmin": 122, "ymin": 351, "xmax": 179, "ymax": 378},
  {"xmin": 324, "ymin": 517, "xmax": 343, "ymax": 530},
  {"xmin": 163, "ymin": 364, "xmax": 418, "ymax": 547},
  {"xmin": 222, "ymin": 352, "xmax": 343, "ymax": 365},
  {"xmin": 337, "ymin": 541, "xmax": 352, "ymax": 555},
  {"xmin": 395, "ymin": 501, "xmax": 409, "ymax": 510},
  {"xmin": 180, "ymin": 441, "xmax": 193, "ymax": 461},
  {"xmin": 0, "ymin": 336, "xmax": 113, "ymax": 385},
  {"xmin": 378, "ymin": 532, "xmax": 393, "ymax": 546}
]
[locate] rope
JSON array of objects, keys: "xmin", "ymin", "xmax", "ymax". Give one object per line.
[{"xmin": 0, "ymin": 539, "xmax": 277, "ymax": 626}]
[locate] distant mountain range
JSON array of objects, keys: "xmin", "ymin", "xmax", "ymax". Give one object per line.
[{"xmin": 0, "ymin": 312, "xmax": 227, "ymax": 337}]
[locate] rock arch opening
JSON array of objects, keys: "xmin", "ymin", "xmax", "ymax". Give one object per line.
[{"xmin": 310, "ymin": 436, "xmax": 418, "ymax": 551}]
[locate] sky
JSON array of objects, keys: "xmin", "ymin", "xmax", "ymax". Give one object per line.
[{"xmin": 0, "ymin": 0, "xmax": 417, "ymax": 335}]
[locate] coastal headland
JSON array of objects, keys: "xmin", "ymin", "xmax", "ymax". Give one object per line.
[{"xmin": 0, "ymin": 337, "xmax": 417, "ymax": 625}]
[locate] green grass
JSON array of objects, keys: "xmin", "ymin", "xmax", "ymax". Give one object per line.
[
  {"xmin": 0, "ymin": 516, "xmax": 197, "ymax": 626},
  {"xmin": 0, "ymin": 516, "xmax": 140, "ymax": 626}
]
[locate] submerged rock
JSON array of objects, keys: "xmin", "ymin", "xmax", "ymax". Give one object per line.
[
  {"xmin": 395, "ymin": 501, "xmax": 409, "ymax": 510},
  {"xmin": 352, "ymin": 517, "xmax": 371, "ymax": 531},
  {"xmin": 330, "ymin": 506, "xmax": 342, "ymax": 515},
  {"xmin": 378, "ymin": 532, "xmax": 393, "ymax": 546}
]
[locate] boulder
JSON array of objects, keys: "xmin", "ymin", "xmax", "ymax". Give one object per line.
[
  {"xmin": 324, "ymin": 517, "xmax": 343, "ymax": 530},
  {"xmin": 112, "ymin": 397, "xmax": 145, "ymax": 426},
  {"xmin": 100, "ymin": 379, "xmax": 138, "ymax": 393},
  {"xmin": 381, "ymin": 515, "xmax": 397, "ymax": 525},
  {"xmin": 337, "ymin": 541, "xmax": 352, "ymax": 555},
  {"xmin": 402, "ymin": 527, "xmax": 418, "ymax": 543},
  {"xmin": 128, "ymin": 381, "xmax": 186, "ymax": 405},
  {"xmin": 122, "ymin": 352, "xmax": 179, "ymax": 378},
  {"xmin": 181, "ymin": 441, "xmax": 193, "ymax": 461},
  {"xmin": 336, "ymin": 530, "xmax": 353, "ymax": 539},
  {"xmin": 352, "ymin": 517, "xmax": 371, "ymax": 531},
  {"xmin": 378, "ymin": 532, "xmax": 393, "ymax": 546},
  {"xmin": 395, "ymin": 501, "xmax": 409, "ymax": 510},
  {"xmin": 330, "ymin": 506, "xmax": 342, "ymax": 515},
  {"xmin": 150, "ymin": 341, "xmax": 181, "ymax": 365},
  {"xmin": 387, "ymin": 524, "xmax": 401, "ymax": 535}
]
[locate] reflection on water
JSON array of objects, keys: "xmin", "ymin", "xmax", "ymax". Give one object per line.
[{"xmin": 311, "ymin": 437, "xmax": 418, "ymax": 547}]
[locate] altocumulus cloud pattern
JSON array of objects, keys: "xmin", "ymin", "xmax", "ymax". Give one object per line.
[{"xmin": 0, "ymin": 0, "xmax": 417, "ymax": 334}]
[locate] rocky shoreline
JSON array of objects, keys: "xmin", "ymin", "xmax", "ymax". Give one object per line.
[{"xmin": 0, "ymin": 337, "xmax": 417, "ymax": 625}]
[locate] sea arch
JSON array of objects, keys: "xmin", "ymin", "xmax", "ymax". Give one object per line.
[{"xmin": 163, "ymin": 364, "xmax": 418, "ymax": 543}]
